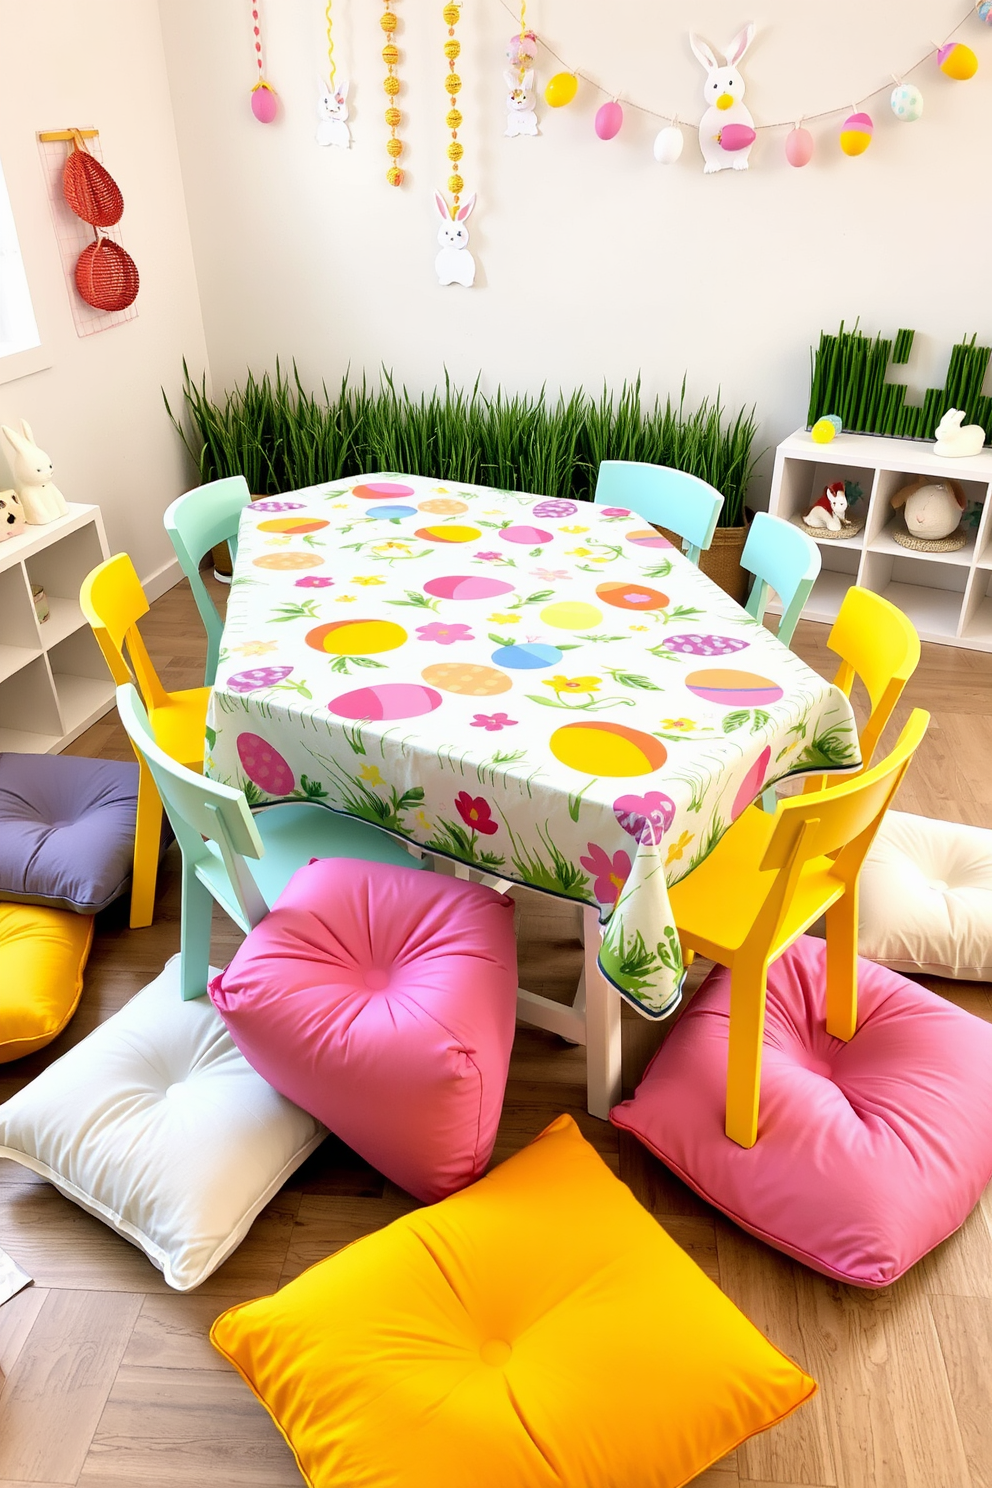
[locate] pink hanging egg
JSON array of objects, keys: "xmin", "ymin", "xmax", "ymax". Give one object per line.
[
  {"xmin": 595, "ymin": 102, "xmax": 624, "ymax": 141},
  {"xmin": 719, "ymin": 123, "xmax": 756, "ymax": 152},
  {"xmin": 251, "ymin": 83, "xmax": 278, "ymax": 124},
  {"xmin": 785, "ymin": 126, "xmax": 813, "ymax": 167}
]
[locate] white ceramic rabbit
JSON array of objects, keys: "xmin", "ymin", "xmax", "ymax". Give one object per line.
[
  {"xmin": 434, "ymin": 191, "xmax": 476, "ymax": 288},
  {"xmin": 803, "ymin": 481, "xmax": 848, "ymax": 532},
  {"xmin": 316, "ymin": 77, "xmax": 351, "ymax": 149},
  {"xmin": 933, "ymin": 408, "xmax": 985, "ymax": 459},
  {"xmin": 504, "ymin": 69, "xmax": 539, "ymax": 137},
  {"xmin": 690, "ymin": 24, "xmax": 755, "ymax": 173},
  {"xmin": 890, "ymin": 477, "xmax": 965, "ymax": 539},
  {"xmin": 1, "ymin": 420, "xmax": 67, "ymax": 525}
]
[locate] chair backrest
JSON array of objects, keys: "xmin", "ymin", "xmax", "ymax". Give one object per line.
[
  {"xmin": 164, "ymin": 476, "xmax": 251, "ymax": 686},
  {"xmin": 742, "ymin": 511, "xmax": 821, "ymax": 646},
  {"xmin": 594, "ymin": 461, "xmax": 724, "ymax": 565},
  {"xmin": 115, "ymin": 682, "xmax": 268, "ymax": 928},
  {"xmin": 80, "ymin": 553, "xmax": 170, "ymax": 711},
  {"xmin": 757, "ymin": 707, "xmax": 929, "ymax": 948}
]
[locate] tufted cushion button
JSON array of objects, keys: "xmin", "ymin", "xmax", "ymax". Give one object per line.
[
  {"xmin": 362, "ymin": 968, "xmax": 391, "ymax": 991},
  {"xmin": 479, "ymin": 1339, "xmax": 512, "ymax": 1367}
]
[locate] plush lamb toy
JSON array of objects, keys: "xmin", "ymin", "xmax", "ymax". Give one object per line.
[
  {"xmin": 803, "ymin": 480, "xmax": 848, "ymax": 532},
  {"xmin": 1, "ymin": 421, "xmax": 67, "ymax": 525},
  {"xmin": 890, "ymin": 477, "xmax": 965, "ymax": 541}
]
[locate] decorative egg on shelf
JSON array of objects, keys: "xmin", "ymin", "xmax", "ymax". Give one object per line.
[
  {"xmin": 840, "ymin": 111, "xmax": 873, "ymax": 156},
  {"xmin": 938, "ymin": 42, "xmax": 978, "ymax": 79},
  {"xmin": 251, "ymin": 81, "xmax": 279, "ymax": 123},
  {"xmin": 653, "ymin": 125, "xmax": 684, "ymax": 163},
  {"xmin": 890, "ymin": 83, "xmax": 923, "ymax": 121},
  {"xmin": 545, "ymin": 72, "xmax": 578, "ymax": 107},
  {"xmin": 785, "ymin": 126, "xmax": 813, "ymax": 166},
  {"xmin": 595, "ymin": 101, "xmax": 624, "ymax": 140},
  {"xmin": 811, "ymin": 414, "xmax": 842, "ymax": 444}
]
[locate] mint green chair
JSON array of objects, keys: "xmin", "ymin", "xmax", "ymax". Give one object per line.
[
  {"xmin": 594, "ymin": 461, "xmax": 724, "ymax": 565},
  {"xmin": 115, "ymin": 683, "xmax": 427, "ymax": 1001},
  {"xmin": 164, "ymin": 476, "xmax": 252, "ymax": 686},
  {"xmin": 743, "ymin": 511, "xmax": 821, "ymax": 647}
]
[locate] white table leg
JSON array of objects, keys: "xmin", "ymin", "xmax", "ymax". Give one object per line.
[{"xmin": 582, "ymin": 905, "xmax": 622, "ymax": 1120}]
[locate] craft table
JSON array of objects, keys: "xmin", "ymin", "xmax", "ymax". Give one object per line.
[{"xmin": 206, "ymin": 475, "xmax": 860, "ymax": 1116}]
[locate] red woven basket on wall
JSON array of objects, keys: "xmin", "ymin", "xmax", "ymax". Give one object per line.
[
  {"xmin": 74, "ymin": 236, "xmax": 139, "ymax": 311},
  {"xmin": 63, "ymin": 144, "xmax": 123, "ymax": 227}
]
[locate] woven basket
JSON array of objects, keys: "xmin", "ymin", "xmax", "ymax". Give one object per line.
[
  {"xmin": 657, "ymin": 520, "xmax": 750, "ymax": 603},
  {"xmin": 74, "ymin": 237, "xmax": 139, "ymax": 311},
  {"xmin": 63, "ymin": 147, "xmax": 123, "ymax": 227}
]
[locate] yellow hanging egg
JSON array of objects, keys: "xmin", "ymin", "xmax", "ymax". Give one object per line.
[
  {"xmin": 445, "ymin": 72, "xmax": 462, "ymax": 94},
  {"xmin": 447, "ymin": 140, "xmax": 464, "ymax": 161},
  {"xmin": 448, "ymin": 172, "xmax": 464, "ymax": 194},
  {"xmin": 938, "ymin": 42, "xmax": 978, "ymax": 79},
  {"xmin": 383, "ymin": 74, "xmax": 400, "ymax": 96},
  {"xmin": 545, "ymin": 72, "xmax": 578, "ymax": 108},
  {"xmin": 380, "ymin": 9, "xmax": 397, "ymax": 31},
  {"xmin": 444, "ymin": 39, "xmax": 461, "ymax": 61},
  {"xmin": 442, "ymin": 2, "xmax": 460, "ymax": 24},
  {"xmin": 387, "ymin": 165, "xmax": 404, "ymax": 186},
  {"xmin": 386, "ymin": 137, "xmax": 403, "ymax": 158},
  {"xmin": 381, "ymin": 42, "xmax": 399, "ymax": 66},
  {"xmin": 446, "ymin": 108, "xmax": 463, "ymax": 130},
  {"xmin": 385, "ymin": 106, "xmax": 401, "ymax": 128}
]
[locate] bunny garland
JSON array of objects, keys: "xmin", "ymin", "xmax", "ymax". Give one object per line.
[
  {"xmin": 316, "ymin": 1, "xmax": 351, "ymax": 148},
  {"xmin": 689, "ymin": 25, "xmax": 757, "ymax": 172},
  {"xmin": 505, "ymin": 9, "xmax": 539, "ymax": 138},
  {"xmin": 435, "ymin": 3, "xmax": 477, "ymax": 288}
]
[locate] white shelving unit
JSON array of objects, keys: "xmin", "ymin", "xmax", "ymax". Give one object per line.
[
  {"xmin": 768, "ymin": 429, "xmax": 992, "ymax": 651},
  {"xmin": 0, "ymin": 502, "xmax": 112, "ymax": 752}
]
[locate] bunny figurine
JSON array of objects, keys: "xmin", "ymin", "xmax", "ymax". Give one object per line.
[
  {"xmin": 504, "ymin": 68, "xmax": 539, "ymax": 137},
  {"xmin": 1, "ymin": 421, "xmax": 67, "ymax": 525},
  {"xmin": 689, "ymin": 24, "xmax": 756, "ymax": 173},
  {"xmin": 434, "ymin": 191, "xmax": 476, "ymax": 288},
  {"xmin": 933, "ymin": 408, "xmax": 986, "ymax": 459},
  {"xmin": 316, "ymin": 77, "xmax": 351, "ymax": 149}
]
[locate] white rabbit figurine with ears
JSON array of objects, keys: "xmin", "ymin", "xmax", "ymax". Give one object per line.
[
  {"xmin": 690, "ymin": 23, "xmax": 756, "ymax": 173},
  {"xmin": 316, "ymin": 77, "xmax": 351, "ymax": 148},
  {"xmin": 1, "ymin": 420, "xmax": 67, "ymax": 525},
  {"xmin": 434, "ymin": 192, "xmax": 476, "ymax": 288},
  {"xmin": 504, "ymin": 69, "xmax": 539, "ymax": 137}
]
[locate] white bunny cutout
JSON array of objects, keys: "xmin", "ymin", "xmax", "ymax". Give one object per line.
[
  {"xmin": 434, "ymin": 191, "xmax": 476, "ymax": 288},
  {"xmin": 1, "ymin": 420, "xmax": 67, "ymax": 525},
  {"xmin": 316, "ymin": 77, "xmax": 351, "ymax": 149},
  {"xmin": 690, "ymin": 23, "xmax": 755, "ymax": 173},
  {"xmin": 504, "ymin": 68, "xmax": 539, "ymax": 137}
]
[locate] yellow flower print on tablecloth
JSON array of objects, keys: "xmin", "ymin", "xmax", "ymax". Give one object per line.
[
  {"xmin": 353, "ymin": 575, "xmax": 386, "ymax": 586},
  {"xmin": 665, "ymin": 831, "xmax": 694, "ymax": 867},
  {"xmin": 488, "ymin": 612, "xmax": 520, "ymax": 624},
  {"xmin": 335, "ymin": 595, "xmax": 357, "ymax": 603},
  {"xmin": 373, "ymin": 541, "xmax": 413, "ymax": 555},
  {"xmin": 661, "ymin": 717, "xmax": 696, "ymax": 732},
  {"xmin": 414, "ymin": 809, "xmax": 433, "ymax": 832},
  {"xmin": 566, "ymin": 547, "xmax": 592, "ymax": 558},
  {"xmin": 544, "ymin": 675, "xmax": 601, "ymax": 695},
  {"xmin": 560, "ymin": 525, "xmax": 589, "ymax": 534},
  {"xmin": 265, "ymin": 535, "xmax": 292, "ymax": 547},
  {"xmin": 360, "ymin": 764, "xmax": 385, "ymax": 786},
  {"xmin": 232, "ymin": 640, "xmax": 279, "ymax": 657},
  {"xmin": 630, "ymin": 625, "xmax": 649, "ymax": 632}
]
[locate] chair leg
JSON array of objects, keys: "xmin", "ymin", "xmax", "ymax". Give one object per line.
[
  {"xmin": 824, "ymin": 891, "xmax": 859, "ymax": 1041},
  {"xmin": 180, "ymin": 865, "xmax": 213, "ymax": 1001},
  {"xmin": 760, "ymin": 785, "xmax": 777, "ymax": 813},
  {"xmin": 725, "ymin": 954, "xmax": 770, "ymax": 1149},
  {"xmin": 582, "ymin": 906, "xmax": 622, "ymax": 1120},
  {"xmin": 129, "ymin": 761, "xmax": 163, "ymax": 930}
]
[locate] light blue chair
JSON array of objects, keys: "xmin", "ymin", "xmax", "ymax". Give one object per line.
[
  {"xmin": 115, "ymin": 683, "xmax": 427, "ymax": 1001},
  {"xmin": 742, "ymin": 511, "xmax": 821, "ymax": 647},
  {"xmin": 594, "ymin": 461, "xmax": 724, "ymax": 565},
  {"xmin": 164, "ymin": 476, "xmax": 252, "ymax": 686}
]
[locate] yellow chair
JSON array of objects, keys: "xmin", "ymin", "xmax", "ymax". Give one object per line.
[
  {"xmin": 669, "ymin": 708, "xmax": 929, "ymax": 1149},
  {"xmin": 804, "ymin": 586, "xmax": 921, "ymax": 791},
  {"xmin": 80, "ymin": 553, "xmax": 211, "ymax": 929}
]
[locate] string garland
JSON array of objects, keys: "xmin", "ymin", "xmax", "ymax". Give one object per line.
[
  {"xmin": 442, "ymin": 2, "xmax": 465, "ymax": 208},
  {"xmin": 493, "ymin": 0, "xmax": 982, "ymax": 134},
  {"xmin": 248, "ymin": 0, "xmax": 278, "ymax": 123},
  {"xmin": 381, "ymin": 1, "xmax": 404, "ymax": 186}
]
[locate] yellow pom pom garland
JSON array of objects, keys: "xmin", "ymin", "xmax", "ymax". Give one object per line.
[
  {"xmin": 381, "ymin": 1, "xmax": 404, "ymax": 185},
  {"xmin": 440, "ymin": 2, "xmax": 468, "ymax": 213}
]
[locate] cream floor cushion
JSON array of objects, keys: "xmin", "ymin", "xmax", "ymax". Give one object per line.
[
  {"xmin": 0, "ymin": 956, "xmax": 325, "ymax": 1290},
  {"xmin": 858, "ymin": 812, "xmax": 992, "ymax": 980}
]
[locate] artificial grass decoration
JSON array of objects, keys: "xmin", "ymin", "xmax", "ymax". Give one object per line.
[
  {"xmin": 166, "ymin": 365, "xmax": 760, "ymax": 525},
  {"xmin": 808, "ymin": 323, "xmax": 992, "ymax": 444}
]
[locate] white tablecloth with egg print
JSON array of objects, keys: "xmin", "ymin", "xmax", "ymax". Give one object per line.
[{"xmin": 205, "ymin": 474, "xmax": 860, "ymax": 1018}]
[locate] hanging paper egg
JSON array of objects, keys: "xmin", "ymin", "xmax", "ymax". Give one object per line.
[
  {"xmin": 653, "ymin": 125, "xmax": 684, "ymax": 163},
  {"xmin": 785, "ymin": 126, "xmax": 814, "ymax": 166},
  {"xmin": 811, "ymin": 414, "xmax": 842, "ymax": 444},
  {"xmin": 890, "ymin": 83, "xmax": 924, "ymax": 121},
  {"xmin": 938, "ymin": 43, "xmax": 978, "ymax": 80},
  {"xmin": 840, "ymin": 112, "xmax": 872, "ymax": 156},
  {"xmin": 595, "ymin": 101, "xmax": 624, "ymax": 140},
  {"xmin": 719, "ymin": 123, "xmax": 756, "ymax": 152},
  {"xmin": 545, "ymin": 72, "xmax": 578, "ymax": 108},
  {"xmin": 251, "ymin": 81, "xmax": 278, "ymax": 123},
  {"xmin": 507, "ymin": 30, "xmax": 539, "ymax": 65},
  {"xmin": 978, "ymin": 1, "xmax": 992, "ymax": 25}
]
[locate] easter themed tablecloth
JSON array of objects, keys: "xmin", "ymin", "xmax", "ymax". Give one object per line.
[{"xmin": 205, "ymin": 475, "xmax": 861, "ymax": 1018}]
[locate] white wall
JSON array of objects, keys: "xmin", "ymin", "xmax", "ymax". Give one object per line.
[
  {"xmin": 158, "ymin": 0, "xmax": 992, "ymax": 499},
  {"xmin": 0, "ymin": 0, "xmax": 208, "ymax": 590}
]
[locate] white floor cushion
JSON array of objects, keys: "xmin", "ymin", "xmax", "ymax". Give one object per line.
[
  {"xmin": 858, "ymin": 812, "xmax": 992, "ymax": 980},
  {"xmin": 0, "ymin": 957, "xmax": 325, "ymax": 1290}
]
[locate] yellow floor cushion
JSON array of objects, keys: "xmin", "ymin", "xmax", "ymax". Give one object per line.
[
  {"xmin": 211, "ymin": 1113, "xmax": 815, "ymax": 1488},
  {"xmin": 0, "ymin": 904, "xmax": 93, "ymax": 1062}
]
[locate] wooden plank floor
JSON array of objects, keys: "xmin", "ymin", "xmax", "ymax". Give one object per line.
[{"xmin": 1, "ymin": 572, "xmax": 990, "ymax": 1487}]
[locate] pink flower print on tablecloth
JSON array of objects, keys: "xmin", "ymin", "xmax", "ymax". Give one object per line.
[
  {"xmin": 613, "ymin": 791, "xmax": 677, "ymax": 846},
  {"xmin": 455, "ymin": 791, "xmax": 499, "ymax": 835},
  {"xmin": 295, "ymin": 575, "xmax": 335, "ymax": 588},
  {"xmin": 599, "ymin": 507, "xmax": 631, "ymax": 517},
  {"xmin": 580, "ymin": 843, "xmax": 631, "ymax": 905},
  {"xmin": 474, "ymin": 551, "xmax": 503, "ymax": 562},
  {"xmin": 532, "ymin": 568, "xmax": 570, "ymax": 581},
  {"xmin": 417, "ymin": 622, "xmax": 475, "ymax": 646},
  {"xmin": 470, "ymin": 712, "xmax": 518, "ymax": 732}
]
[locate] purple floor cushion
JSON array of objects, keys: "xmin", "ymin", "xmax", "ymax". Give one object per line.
[
  {"xmin": 0, "ymin": 752, "xmax": 139, "ymax": 914},
  {"xmin": 611, "ymin": 936, "xmax": 992, "ymax": 1288},
  {"xmin": 209, "ymin": 858, "xmax": 518, "ymax": 1203}
]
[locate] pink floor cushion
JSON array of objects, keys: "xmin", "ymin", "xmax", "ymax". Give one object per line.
[
  {"xmin": 611, "ymin": 936, "xmax": 992, "ymax": 1288},
  {"xmin": 208, "ymin": 858, "xmax": 518, "ymax": 1204}
]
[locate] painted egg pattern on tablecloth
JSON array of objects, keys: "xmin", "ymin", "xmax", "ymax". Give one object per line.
[
  {"xmin": 306, "ymin": 619, "xmax": 407, "ymax": 655},
  {"xmin": 352, "ymin": 482, "xmax": 416, "ymax": 500},
  {"xmin": 253, "ymin": 552, "xmax": 324, "ymax": 570},
  {"xmin": 414, "ymin": 525, "xmax": 482, "ymax": 544},
  {"xmin": 424, "ymin": 575, "xmax": 516, "ymax": 601},
  {"xmin": 499, "ymin": 525, "xmax": 554, "ymax": 545},
  {"xmin": 685, "ymin": 670, "xmax": 784, "ymax": 707},
  {"xmin": 490, "ymin": 642, "xmax": 563, "ymax": 670},
  {"xmin": 418, "ymin": 498, "xmax": 469, "ymax": 515},
  {"xmin": 422, "ymin": 662, "xmax": 512, "ymax": 696},
  {"xmin": 366, "ymin": 504, "xmax": 418, "ymax": 519},
  {"xmin": 531, "ymin": 499, "xmax": 578, "ymax": 518},
  {"xmin": 237, "ymin": 734, "xmax": 295, "ymax": 795},
  {"xmin": 732, "ymin": 747, "xmax": 772, "ymax": 820},
  {"xmin": 226, "ymin": 666, "xmax": 295, "ymax": 693},
  {"xmin": 329, "ymin": 683, "xmax": 443, "ymax": 720},
  {"xmin": 257, "ymin": 517, "xmax": 329, "ymax": 535},
  {"xmin": 662, "ymin": 634, "xmax": 749, "ymax": 657},
  {"xmin": 540, "ymin": 601, "xmax": 603, "ymax": 630},
  {"xmin": 549, "ymin": 722, "xmax": 667, "ymax": 777},
  {"xmin": 596, "ymin": 581, "xmax": 669, "ymax": 611},
  {"xmin": 251, "ymin": 500, "xmax": 305, "ymax": 512},
  {"xmin": 626, "ymin": 528, "xmax": 673, "ymax": 549}
]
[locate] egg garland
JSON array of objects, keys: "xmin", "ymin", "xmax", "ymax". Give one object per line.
[
  {"xmin": 595, "ymin": 100, "xmax": 624, "ymax": 140},
  {"xmin": 381, "ymin": 0, "xmax": 404, "ymax": 186},
  {"xmin": 890, "ymin": 82, "xmax": 924, "ymax": 121},
  {"xmin": 785, "ymin": 125, "xmax": 813, "ymax": 166},
  {"xmin": 840, "ymin": 110, "xmax": 873, "ymax": 156},
  {"xmin": 248, "ymin": 0, "xmax": 278, "ymax": 123},
  {"xmin": 938, "ymin": 42, "xmax": 978, "ymax": 79},
  {"xmin": 978, "ymin": 1, "xmax": 992, "ymax": 25},
  {"xmin": 545, "ymin": 71, "xmax": 578, "ymax": 108},
  {"xmin": 653, "ymin": 124, "xmax": 685, "ymax": 164}
]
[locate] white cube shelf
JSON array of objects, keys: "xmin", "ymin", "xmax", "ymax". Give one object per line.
[
  {"xmin": 0, "ymin": 503, "xmax": 112, "ymax": 752},
  {"xmin": 768, "ymin": 429, "xmax": 992, "ymax": 650}
]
